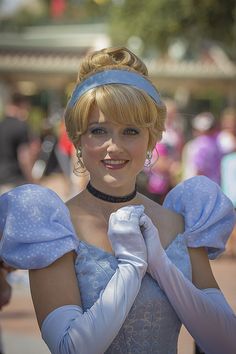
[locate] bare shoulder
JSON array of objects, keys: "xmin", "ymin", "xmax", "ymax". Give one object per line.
[
  {"xmin": 66, "ymin": 190, "xmax": 90, "ymax": 226},
  {"xmin": 66, "ymin": 191, "xmax": 83, "ymax": 211},
  {"xmin": 137, "ymin": 193, "xmax": 184, "ymax": 249}
]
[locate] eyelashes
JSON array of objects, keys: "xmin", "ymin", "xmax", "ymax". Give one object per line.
[
  {"xmin": 89, "ymin": 127, "xmax": 140, "ymax": 136},
  {"xmin": 123, "ymin": 128, "xmax": 139, "ymax": 135},
  {"xmin": 90, "ymin": 127, "xmax": 106, "ymax": 135}
]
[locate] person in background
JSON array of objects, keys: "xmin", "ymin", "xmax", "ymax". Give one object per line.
[
  {"xmin": 181, "ymin": 112, "xmax": 222, "ymax": 185},
  {"xmin": 145, "ymin": 99, "xmax": 184, "ymax": 204},
  {"xmin": 0, "ymin": 92, "xmax": 35, "ymax": 195},
  {"xmin": 217, "ymin": 107, "xmax": 236, "ymax": 156},
  {"xmin": 0, "ymin": 47, "xmax": 235, "ymax": 354},
  {"xmin": 218, "ymin": 108, "xmax": 236, "ymax": 257},
  {"xmin": 33, "ymin": 119, "xmax": 89, "ymax": 200},
  {"xmin": 0, "ymin": 92, "xmax": 36, "ymax": 353},
  {"xmin": 57, "ymin": 120, "xmax": 89, "ymax": 197}
]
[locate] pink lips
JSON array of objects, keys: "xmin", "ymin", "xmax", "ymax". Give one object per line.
[{"xmin": 102, "ymin": 159, "xmax": 129, "ymax": 170}]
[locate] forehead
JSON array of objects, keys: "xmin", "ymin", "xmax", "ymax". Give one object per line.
[
  {"xmin": 88, "ymin": 104, "xmax": 106, "ymax": 124},
  {"xmin": 87, "ymin": 104, "xmax": 134, "ymax": 127},
  {"xmin": 84, "ymin": 90, "xmax": 152, "ymax": 129}
]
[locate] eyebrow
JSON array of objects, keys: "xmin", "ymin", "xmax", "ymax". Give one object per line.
[
  {"xmin": 88, "ymin": 121, "xmax": 139, "ymax": 128},
  {"xmin": 88, "ymin": 121, "xmax": 107, "ymax": 126}
]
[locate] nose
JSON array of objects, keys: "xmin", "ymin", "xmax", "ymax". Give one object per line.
[{"xmin": 106, "ymin": 136, "xmax": 123, "ymax": 154}]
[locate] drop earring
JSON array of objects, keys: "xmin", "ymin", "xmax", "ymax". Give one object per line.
[
  {"xmin": 74, "ymin": 146, "xmax": 86, "ymax": 173},
  {"xmin": 144, "ymin": 151, "xmax": 153, "ymax": 167},
  {"xmin": 76, "ymin": 146, "xmax": 82, "ymax": 160}
]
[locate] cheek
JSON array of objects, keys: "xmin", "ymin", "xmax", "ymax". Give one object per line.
[
  {"xmin": 81, "ymin": 135, "xmax": 107, "ymax": 150},
  {"xmin": 82, "ymin": 145, "xmax": 101, "ymax": 161},
  {"xmin": 81, "ymin": 146, "xmax": 100, "ymax": 172},
  {"xmin": 130, "ymin": 141, "xmax": 148, "ymax": 163},
  {"xmin": 81, "ymin": 138, "xmax": 105, "ymax": 163}
]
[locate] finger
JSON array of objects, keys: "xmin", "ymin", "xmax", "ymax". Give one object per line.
[
  {"xmin": 139, "ymin": 214, "xmax": 150, "ymax": 228},
  {"xmin": 117, "ymin": 205, "xmax": 144, "ymax": 220},
  {"xmin": 111, "ymin": 205, "xmax": 144, "ymax": 222}
]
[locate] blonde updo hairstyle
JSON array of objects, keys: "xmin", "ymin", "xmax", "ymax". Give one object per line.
[{"xmin": 65, "ymin": 47, "xmax": 166, "ymax": 154}]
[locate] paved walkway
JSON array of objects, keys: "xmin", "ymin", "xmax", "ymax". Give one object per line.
[{"xmin": 0, "ymin": 257, "xmax": 236, "ymax": 354}]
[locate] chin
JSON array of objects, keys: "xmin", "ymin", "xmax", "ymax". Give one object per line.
[
  {"xmin": 101, "ymin": 175, "xmax": 132, "ymax": 190},
  {"xmin": 103, "ymin": 176, "xmax": 123, "ymax": 186}
]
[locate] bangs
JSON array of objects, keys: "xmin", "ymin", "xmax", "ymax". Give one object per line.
[{"xmin": 95, "ymin": 85, "xmax": 157, "ymax": 129}]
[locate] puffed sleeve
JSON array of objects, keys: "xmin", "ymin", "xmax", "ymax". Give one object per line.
[
  {"xmin": 163, "ymin": 176, "xmax": 236, "ymax": 259},
  {"xmin": 0, "ymin": 184, "xmax": 79, "ymax": 269}
]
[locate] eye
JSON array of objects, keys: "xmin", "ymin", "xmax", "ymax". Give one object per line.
[
  {"xmin": 123, "ymin": 127, "xmax": 139, "ymax": 135},
  {"xmin": 90, "ymin": 127, "xmax": 106, "ymax": 135}
]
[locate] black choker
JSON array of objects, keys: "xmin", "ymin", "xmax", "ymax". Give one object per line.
[{"xmin": 86, "ymin": 182, "xmax": 137, "ymax": 203}]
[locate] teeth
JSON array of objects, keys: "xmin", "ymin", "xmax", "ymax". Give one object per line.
[{"xmin": 103, "ymin": 160, "xmax": 126, "ymax": 165}]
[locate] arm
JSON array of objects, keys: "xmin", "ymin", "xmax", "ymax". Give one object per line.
[
  {"xmin": 0, "ymin": 265, "xmax": 12, "ymax": 310},
  {"xmin": 0, "ymin": 254, "xmax": 15, "ymax": 310},
  {"xmin": 30, "ymin": 206, "xmax": 147, "ymax": 354},
  {"xmin": 140, "ymin": 214, "xmax": 236, "ymax": 354}
]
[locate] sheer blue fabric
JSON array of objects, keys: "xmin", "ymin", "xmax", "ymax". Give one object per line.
[
  {"xmin": 0, "ymin": 176, "xmax": 235, "ymax": 353},
  {"xmin": 68, "ymin": 70, "xmax": 162, "ymax": 108},
  {"xmin": 0, "ymin": 184, "xmax": 79, "ymax": 269},
  {"xmin": 163, "ymin": 176, "xmax": 236, "ymax": 259}
]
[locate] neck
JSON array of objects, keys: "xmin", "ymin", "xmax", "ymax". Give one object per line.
[{"xmin": 86, "ymin": 181, "xmax": 137, "ymax": 204}]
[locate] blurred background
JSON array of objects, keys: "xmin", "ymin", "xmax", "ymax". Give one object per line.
[{"xmin": 0, "ymin": 1, "xmax": 235, "ymax": 353}]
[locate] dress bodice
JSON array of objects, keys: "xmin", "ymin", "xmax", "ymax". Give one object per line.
[{"xmin": 75, "ymin": 234, "xmax": 191, "ymax": 354}]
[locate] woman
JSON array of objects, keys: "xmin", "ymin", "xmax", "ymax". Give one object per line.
[{"xmin": 0, "ymin": 47, "xmax": 236, "ymax": 354}]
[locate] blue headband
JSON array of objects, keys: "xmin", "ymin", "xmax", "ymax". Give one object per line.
[{"xmin": 68, "ymin": 69, "xmax": 162, "ymax": 108}]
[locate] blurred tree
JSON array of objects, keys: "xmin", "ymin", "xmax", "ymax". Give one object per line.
[
  {"xmin": 0, "ymin": 0, "xmax": 111, "ymax": 29},
  {"xmin": 109, "ymin": 0, "xmax": 236, "ymax": 58},
  {"xmin": 66, "ymin": 0, "xmax": 111, "ymax": 24},
  {"xmin": 0, "ymin": 0, "xmax": 235, "ymax": 59},
  {"xmin": 0, "ymin": 0, "xmax": 49, "ymax": 30}
]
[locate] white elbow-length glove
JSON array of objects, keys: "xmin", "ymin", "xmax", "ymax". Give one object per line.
[
  {"xmin": 140, "ymin": 213, "xmax": 236, "ymax": 354},
  {"xmin": 42, "ymin": 205, "xmax": 147, "ymax": 354}
]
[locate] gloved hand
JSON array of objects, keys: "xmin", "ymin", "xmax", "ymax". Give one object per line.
[
  {"xmin": 139, "ymin": 213, "xmax": 236, "ymax": 354},
  {"xmin": 139, "ymin": 213, "xmax": 164, "ymax": 277},
  {"xmin": 108, "ymin": 205, "xmax": 147, "ymax": 277}
]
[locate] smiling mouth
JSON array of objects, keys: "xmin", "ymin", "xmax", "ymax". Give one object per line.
[{"xmin": 102, "ymin": 159, "xmax": 129, "ymax": 169}]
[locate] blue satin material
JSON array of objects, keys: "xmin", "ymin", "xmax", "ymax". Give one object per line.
[{"xmin": 68, "ymin": 70, "xmax": 162, "ymax": 108}]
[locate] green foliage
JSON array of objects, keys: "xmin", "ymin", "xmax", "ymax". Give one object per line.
[
  {"xmin": 1, "ymin": 0, "xmax": 235, "ymax": 57},
  {"xmin": 0, "ymin": 0, "xmax": 111, "ymax": 29},
  {"xmin": 0, "ymin": 0, "xmax": 49, "ymax": 30},
  {"xmin": 109, "ymin": 0, "xmax": 236, "ymax": 56},
  {"xmin": 66, "ymin": 0, "xmax": 111, "ymax": 24}
]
